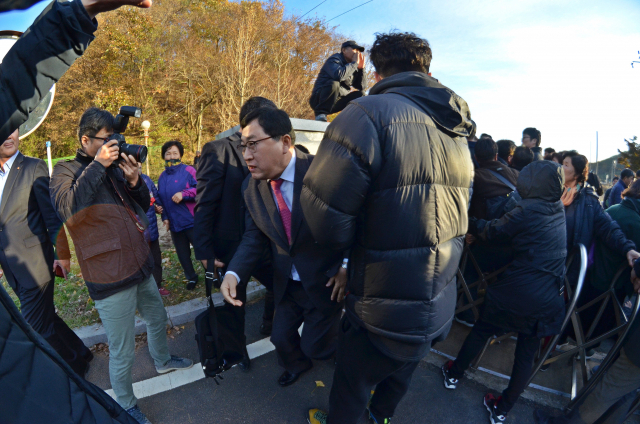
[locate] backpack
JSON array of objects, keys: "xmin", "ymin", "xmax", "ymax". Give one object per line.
[
  {"xmin": 194, "ymin": 265, "xmax": 245, "ymax": 383},
  {"xmin": 484, "ymin": 169, "xmax": 521, "ymax": 220}
]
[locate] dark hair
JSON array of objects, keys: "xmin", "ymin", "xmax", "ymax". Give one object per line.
[
  {"xmin": 479, "ymin": 133, "xmax": 493, "ymax": 140},
  {"xmin": 369, "ymin": 32, "xmax": 432, "ymax": 77},
  {"xmin": 562, "ymin": 150, "xmax": 589, "ymax": 185},
  {"xmin": 295, "ymin": 144, "xmax": 310, "ymax": 154},
  {"xmin": 512, "ymin": 146, "xmax": 534, "ymax": 170},
  {"xmin": 162, "ymin": 140, "xmax": 184, "ymax": 158},
  {"xmin": 623, "ymin": 179, "xmax": 640, "ymax": 199},
  {"xmin": 239, "ymin": 97, "xmax": 277, "ymax": 125},
  {"xmin": 241, "ymin": 107, "xmax": 294, "ymax": 145},
  {"xmin": 496, "ymin": 139, "xmax": 516, "ymax": 162},
  {"xmin": 78, "ymin": 107, "xmax": 115, "ymax": 145},
  {"xmin": 523, "ymin": 127, "xmax": 541, "ymax": 147},
  {"xmin": 544, "ymin": 147, "xmax": 556, "ymax": 155},
  {"xmin": 587, "ymin": 172, "xmax": 603, "ymax": 196},
  {"xmin": 551, "ymin": 152, "xmax": 563, "ymax": 163},
  {"xmin": 613, "ymin": 176, "xmax": 619, "ymax": 182},
  {"xmin": 621, "ymin": 168, "xmax": 635, "ymax": 180},
  {"xmin": 635, "ymin": 170, "xmax": 640, "ymax": 178},
  {"xmin": 475, "ymin": 138, "xmax": 498, "ymax": 164}
]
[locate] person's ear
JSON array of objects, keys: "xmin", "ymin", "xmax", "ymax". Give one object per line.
[
  {"xmin": 281, "ymin": 134, "xmax": 292, "ymax": 152},
  {"xmin": 374, "ymin": 71, "xmax": 383, "ymax": 83},
  {"xmin": 81, "ymin": 135, "xmax": 89, "ymax": 149}
]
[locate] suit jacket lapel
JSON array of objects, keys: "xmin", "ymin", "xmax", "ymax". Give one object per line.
[
  {"xmin": 0, "ymin": 153, "xmax": 24, "ymax": 217},
  {"xmin": 290, "ymin": 150, "xmax": 308, "ymax": 247},
  {"xmin": 257, "ymin": 180, "xmax": 289, "ymax": 250}
]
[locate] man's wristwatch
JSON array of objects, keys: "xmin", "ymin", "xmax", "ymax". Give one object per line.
[{"xmin": 341, "ymin": 258, "xmax": 349, "ymax": 270}]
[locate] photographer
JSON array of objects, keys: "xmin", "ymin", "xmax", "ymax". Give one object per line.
[{"xmin": 50, "ymin": 107, "xmax": 192, "ymax": 424}]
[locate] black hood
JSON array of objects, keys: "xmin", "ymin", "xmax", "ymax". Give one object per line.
[
  {"xmin": 369, "ymin": 71, "xmax": 475, "ymax": 138},
  {"xmin": 517, "ymin": 160, "xmax": 565, "ymax": 201}
]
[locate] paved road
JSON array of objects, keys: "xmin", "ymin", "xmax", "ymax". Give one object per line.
[{"xmin": 86, "ymin": 297, "xmax": 555, "ymax": 424}]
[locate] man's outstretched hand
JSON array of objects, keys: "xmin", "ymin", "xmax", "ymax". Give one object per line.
[
  {"xmin": 81, "ymin": 0, "xmax": 152, "ymax": 19},
  {"xmin": 220, "ymin": 273, "xmax": 243, "ymax": 307}
]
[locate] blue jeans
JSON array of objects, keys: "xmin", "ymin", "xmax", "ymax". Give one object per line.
[{"xmin": 94, "ymin": 275, "xmax": 171, "ymax": 409}]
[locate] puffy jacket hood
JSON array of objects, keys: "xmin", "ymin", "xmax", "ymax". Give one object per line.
[
  {"xmin": 369, "ymin": 71, "xmax": 474, "ymax": 137},
  {"xmin": 517, "ymin": 160, "xmax": 564, "ymax": 201}
]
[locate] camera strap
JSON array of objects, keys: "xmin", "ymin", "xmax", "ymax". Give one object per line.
[{"xmin": 108, "ymin": 175, "xmax": 145, "ymax": 233}]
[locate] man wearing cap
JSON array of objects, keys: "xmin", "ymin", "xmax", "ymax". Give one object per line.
[{"xmin": 308, "ymin": 40, "xmax": 367, "ymax": 122}]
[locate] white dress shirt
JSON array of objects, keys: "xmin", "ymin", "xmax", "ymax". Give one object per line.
[
  {"xmin": 228, "ymin": 152, "xmax": 300, "ymax": 283},
  {"xmin": 0, "ymin": 150, "xmax": 20, "ymax": 204}
]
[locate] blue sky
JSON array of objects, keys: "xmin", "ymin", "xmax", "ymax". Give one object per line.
[{"xmin": 2, "ymin": 0, "xmax": 639, "ymax": 168}]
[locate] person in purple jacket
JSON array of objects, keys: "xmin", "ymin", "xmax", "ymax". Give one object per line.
[
  {"xmin": 158, "ymin": 141, "xmax": 199, "ymax": 290},
  {"xmin": 138, "ymin": 164, "xmax": 170, "ymax": 297}
]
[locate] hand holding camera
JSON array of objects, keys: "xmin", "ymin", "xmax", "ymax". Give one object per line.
[
  {"xmin": 119, "ymin": 153, "xmax": 140, "ymax": 187},
  {"xmin": 95, "ymin": 140, "xmax": 120, "ymax": 168}
]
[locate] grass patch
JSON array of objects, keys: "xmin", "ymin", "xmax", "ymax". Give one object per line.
[{"xmin": 1, "ymin": 244, "xmax": 214, "ymax": 329}]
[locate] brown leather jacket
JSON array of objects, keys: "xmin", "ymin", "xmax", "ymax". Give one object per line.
[{"xmin": 50, "ymin": 149, "xmax": 153, "ymax": 300}]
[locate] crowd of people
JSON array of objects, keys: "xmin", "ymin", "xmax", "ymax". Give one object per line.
[{"xmin": 1, "ymin": 1, "xmax": 640, "ymax": 424}]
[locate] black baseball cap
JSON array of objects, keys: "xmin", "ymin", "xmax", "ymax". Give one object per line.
[{"xmin": 341, "ymin": 40, "xmax": 364, "ymax": 52}]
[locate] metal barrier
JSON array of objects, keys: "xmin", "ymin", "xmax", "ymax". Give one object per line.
[
  {"xmin": 455, "ymin": 244, "xmax": 510, "ymax": 322},
  {"xmin": 562, "ymin": 269, "xmax": 640, "ymax": 410}
]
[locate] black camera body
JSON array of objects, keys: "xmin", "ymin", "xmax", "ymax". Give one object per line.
[{"xmin": 106, "ymin": 106, "xmax": 148, "ymax": 164}]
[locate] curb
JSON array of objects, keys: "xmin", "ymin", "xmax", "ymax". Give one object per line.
[{"xmin": 74, "ymin": 281, "xmax": 266, "ymax": 347}]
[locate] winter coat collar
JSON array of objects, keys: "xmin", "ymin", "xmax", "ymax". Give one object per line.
[
  {"xmin": 621, "ymin": 197, "xmax": 640, "ymax": 216},
  {"xmin": 75, "ymin": 148, "xmax": 93, "ymax": 165},
  {"xmin": 368, "ymin": 71, "xmax": 474, "ymax": 138}
]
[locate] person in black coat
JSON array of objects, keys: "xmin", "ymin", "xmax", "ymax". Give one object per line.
[
  {"xmin": 302, "ymin": 33, "xmax": 474, "ymax": 424},
  {"xmin": 443, "ymin": 161, "xmax": 567, "ymax": 424},
  {"xmin": 308, "ymin": 40, "xmax": 366, "ymax": 122},
  {"xmin": 0, "ymin": 129, "xmax": 92, "ymax": 377},
  {"xmin": 193, "ymin": 97, "xmax": 276, "ymax": 370},
  {"xmin": 220, "ymin": 107, "xmax": 346, "ymax": 389},
  {"xmin": 0, "ymin": 0, "xmax": 151, "ymax": 142}
]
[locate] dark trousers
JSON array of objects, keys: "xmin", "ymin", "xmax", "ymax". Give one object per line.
[
  {"xmin": 170, "ymin": 227, "xmax": 198, "ymax": 281},
  {"xmin": 252, "ymin": 263, "xmax": 275, "ymax": 324},
  {"xmin": 149, "ymin": 239, "xmax": 163, "ymax": 288},
  {"xmin": 327, "ymin": 317, "xmax": 419, "ymax": 423},
  {"xmin": 271, "ymin": 279, "xmax": 340, "ymax": 374},
  {"xmin": 16, "ymin": 279, "xmax": 92, "ymax": 376},
  {"xmin": 450, "ymin": 319, "xmax": 540, "ymax": 415},
  {"xmin": 310, "ymin": 81, "xmax": 364, "ymax": 116}
]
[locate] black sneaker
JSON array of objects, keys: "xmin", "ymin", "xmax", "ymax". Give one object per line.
[
  {"xmin": 442, "ymin": 360, "xmax": 459, "ymax": 389},
  {"xmin": 484, "ymin": 394, "xmax": 506, "ymax": 424},
  {"xmin": 186, "ymin": 279, "xmax": 197, "ymax": 290}
]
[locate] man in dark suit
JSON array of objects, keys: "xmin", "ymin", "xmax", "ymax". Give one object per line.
[
  {"xmin": 0, "ymin": 129, "xmax": 92, "ymax": 376},
  {"xmin": 193, "ymin": 97, "xmax": 277, "ymax": 371},
  {"xmin": 220, "ymin": 107, "xmax": 347, "ymax": 387}
]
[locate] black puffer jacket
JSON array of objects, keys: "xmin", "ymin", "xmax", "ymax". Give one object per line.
[
  {"xmin": 301, "ymin": 71, "xmax": 474, "ymax": 360},
  {"xmin": 472, "ymin": 161, "xmax": 567, "ymax": 336}
]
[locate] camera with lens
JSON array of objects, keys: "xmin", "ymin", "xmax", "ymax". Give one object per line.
[{"xmin": 106, "ymin": 106, "xmax": 148, "ymax": 164}]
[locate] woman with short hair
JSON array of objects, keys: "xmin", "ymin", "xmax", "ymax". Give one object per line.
[{"xmin": 157, "ymin": 141, "xmax": 199, "ymax": 290}]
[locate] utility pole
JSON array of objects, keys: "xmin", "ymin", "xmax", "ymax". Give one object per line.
[{"xmin": 595, "ymin": 131, "xmax": 599, "ymax": 178}]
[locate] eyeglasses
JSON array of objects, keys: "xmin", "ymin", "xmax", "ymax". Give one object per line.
[
  {"xmin": 237, "ymin": 135, "xmax": 280, "ymax": 154},
  {"xmin": 88, "ymin": 135, "xmax": 112, "ymax": 143}
]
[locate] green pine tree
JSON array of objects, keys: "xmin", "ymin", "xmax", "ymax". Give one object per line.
[{"xmin": 617, "ymin": 136, "xmax": 640, "ymax": 170}]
